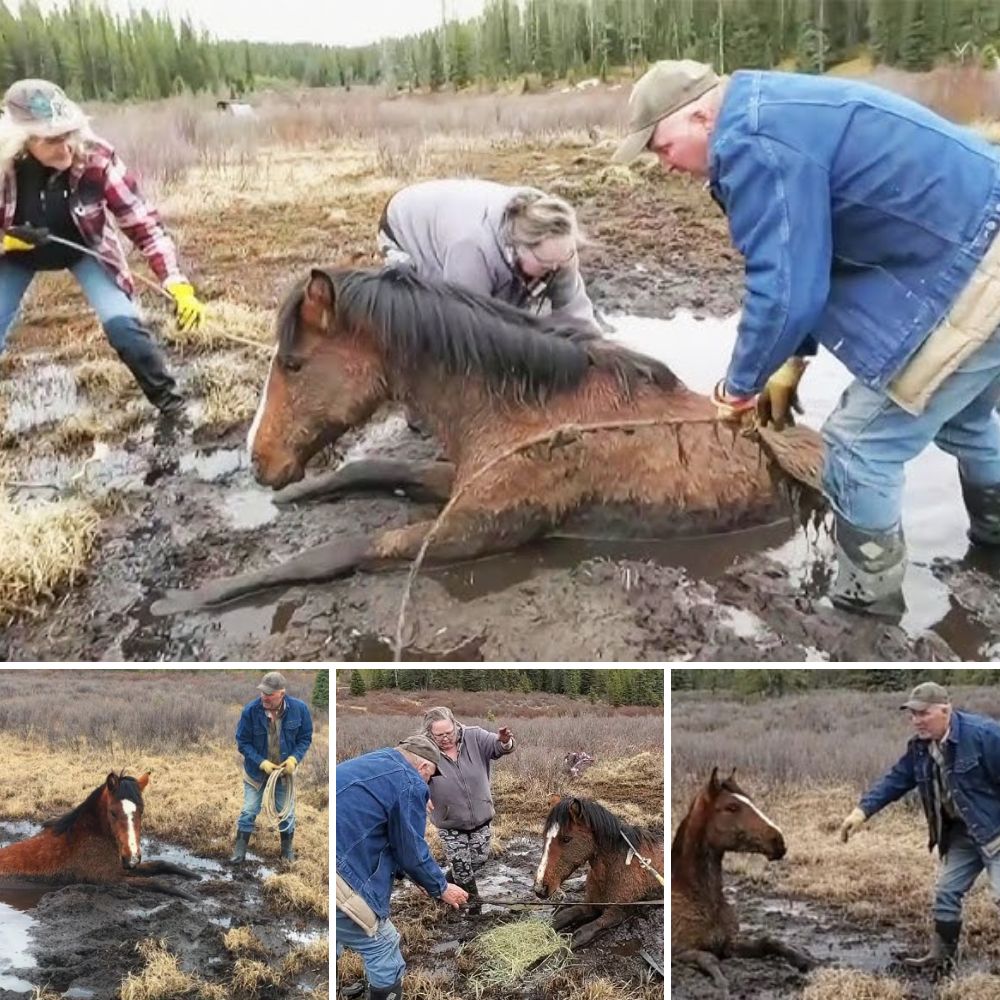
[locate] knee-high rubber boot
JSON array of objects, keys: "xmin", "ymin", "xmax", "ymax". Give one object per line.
[
  {"xmin": 961, "ymin": 478, "xmax": 1000, "ymax": 547},
  {"xmin": 829, "ymin": 516, "xmax": 906, "ymax": 616},
  {"xmin": 103, "ymin": 315, "xmax": 183, "ymax": 414},
  {"xmin": 902, "ymin": 919, "xmax": 961, "ymax": 976},
  {"xmin": 367, "ymin": 980, "xmax": 403, "ymax": 1000},
  {"xmin": 280, "ymin": 830, "xmax": 295, "ymax": 861},
  {"xmin": 229, "ymin": 830, "xmax": 251, "ymax": 864}
]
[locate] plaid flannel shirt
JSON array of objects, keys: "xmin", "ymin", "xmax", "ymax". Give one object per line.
[{"xmin": 0, "ymin": 138, "xmax": 186, "ymax": 297}]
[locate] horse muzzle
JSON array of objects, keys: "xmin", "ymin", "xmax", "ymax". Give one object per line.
[
  {"xmin": 252, "ymin": 454, "xmax": 305, "ymax": 490},
  {"xmin": 122, "ymin": 853, "xmax": 141, "ymax": 869},
  {"xmin": 768, "ymin": 838, "xmax": 787, "ymax": 861},
  {"xmin": 533, "ymin": 881, "xmax": 552, "ymax": 899}
]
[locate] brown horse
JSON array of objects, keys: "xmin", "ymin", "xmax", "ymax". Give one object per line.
[
  {"xmin": 533, "ymin": 794, "xmax": 663, "ymax": 949},
  {"xmin": 672, "ymin": 768, "xmax": 814, "ymax": 997},
  {"xmin": 153, "ymin": 266, "xmax": 824, "ymax": 613},
  {"xmin": 0, "ymin": 772, "xmax": 199, "ymax": 900}
]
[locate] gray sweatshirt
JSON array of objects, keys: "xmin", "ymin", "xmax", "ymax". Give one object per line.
[
  {"xmin": 382, "ymin": 178, "xmax": 597, "ymax": 330},
  {"xmin": 427, "ymin": 724, "xmax": 515, "ymax": 831}
]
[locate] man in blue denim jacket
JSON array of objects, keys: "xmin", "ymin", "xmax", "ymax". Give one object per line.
[
  {"xmin": 336, "ymin": 735, "xmax": 468, "ymax": 1000},
  {"xmin": 230, "ymin": 671, "xmax": 313, "ymax": 864},
  {"xmin": 614, "ymin": 60, "xmax": 1000, "ymax": 615},
  {"xmin": 838, "ymin": 683, "xmax": 1000, "ymax": 975}
]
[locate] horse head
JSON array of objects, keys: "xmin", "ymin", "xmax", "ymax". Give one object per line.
[
  {"xmin": 249, "ymin": 268, "xmax": 388, "ymax": 489},
  {"xmin": 103, "ymin": 771, "xmax": 150, "ymax": 869},
  {"xmin": 701, "ymin": 766, "xmax": 785, "ymax": 860}
]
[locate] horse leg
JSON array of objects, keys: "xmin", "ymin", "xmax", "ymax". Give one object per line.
[
  {"xmin": 124, "ymin": 876, "xmax": 198, "ymax": 901},
  {"xmin": 674, "ymin": 950, "xmax": 730, "ymax": 999},
  {"xmin": 273, "ymin": 459, "xmax": 455, "ymax": 505},
  {"xmin": 127, "ymin": 860, "xmax": 200, "ymax": 880},
  {"xmin": 569, "ymin": 905, "xmax": 627, "ymax": 949},
  {"xmin": 730, "ymin": 935, "xmax": 816, "ymax": 971},
  {"xmin": 551, "ymin": 903, "xmax": 597, "ymax": 931}
]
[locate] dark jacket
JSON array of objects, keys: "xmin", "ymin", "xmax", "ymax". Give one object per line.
[{"xmin": 235, "ymin": 695, "xmax": 313, "ymax": 786}]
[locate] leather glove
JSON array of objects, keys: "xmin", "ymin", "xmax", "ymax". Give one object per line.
[
  {"xmin": 282, "ymin": 756, "xmax": 298, "ymax": 774},
  {"xmin": 260, "ymin": 760, "xmax": 280, "ymax": 775},
  {"xmin": 839, "ymin": 806, "xmax": 867, "ymax": 843},
  {"xmin": 165, "ymin": 281, "xmax": 205, "ymax": 332},
  {"xmin": 3, "ymin": 224, "xmax": 50, "ymax": 252},
  {"xmin": 757, "ymin": 357, "xmax": 808, "ymax": 431},
  {"xmin": 712, "ymin": 380, "xmax": 757, "ymax": 423}
]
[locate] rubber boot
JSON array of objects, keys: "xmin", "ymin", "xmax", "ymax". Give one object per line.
[
  {"xmin": 367, "ymin": 980, "xmax": 403, "ymax": 1000},
  {"xmin": 902, "ymin": 919, "xmax": 960, "ymax": 976},
  {"xmin": 280, "ymin": 830, "xmax": 295, "ymax": 862},
  {"xmin": 829, "ymin": 516, "xmax": 906, "ymax": 617},
  {"xmin": 961, "ymin": 478, "xmax": 1000, "ymax": 547},
  {"xmin": 340, "ymin": 979, "xmax": 366, "ymax": 999},
  {"xmin": 229, "ymin": 830, "xmax": 251, "ymax": 864},
  {"xmin": 458, "ymin": 876, "xmax": 481, "ymax": 915},
  {"xmin": 103, "ymin": 315, "xmax": 184, "ymax": 414}
]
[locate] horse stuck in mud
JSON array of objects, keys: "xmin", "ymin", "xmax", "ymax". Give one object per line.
[
  {"xmin": 153, "ymin": 266, "xmax": 825, "ymax": 614},
  {"xmin": 0, "ymin": 771, "xmax": 200, "ymax": 900},
  {"xmin": 672, "ymin": 768, "xmax": 814, "ymax": 997},
  {"xmin": 534, "ymin": 794, "xmax": 664, "ymax": 949}
]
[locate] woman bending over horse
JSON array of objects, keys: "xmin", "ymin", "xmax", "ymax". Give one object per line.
[
  {"xmin": 0, "ymin": 79, "xmax": 205, "ymax": 422},
  {"xmin": 377, "ymin": 178, "xmax": 599, "ymax": 332}
]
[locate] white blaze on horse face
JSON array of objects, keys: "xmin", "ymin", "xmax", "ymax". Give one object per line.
[
  {"xmin": 535, "ymin": 822, "xmax": 560, "ymax": 889},
  {"xmin": 247, "ymin": 347, "xmax": 277, "ymax": 456},
  {"xmin": 121, "ymin": 799, "xmax": 140, "ymax": 865},
  {"xmin": 732, "ymin": 793, "xmax": 784, "ymax": 838}
]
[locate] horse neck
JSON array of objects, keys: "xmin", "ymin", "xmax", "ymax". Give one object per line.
[{"xmin": 673, "ymin": 802, "xmax": 725, "ymax": 903}]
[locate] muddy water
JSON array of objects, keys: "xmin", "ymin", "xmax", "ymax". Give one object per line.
[
  {"xmin": 609, "ymin": 311, "xmax": 999, "ymax": 658},
  {"xmin": 2, "ymin": 363, "xmax": 82, "ymax": 434}
]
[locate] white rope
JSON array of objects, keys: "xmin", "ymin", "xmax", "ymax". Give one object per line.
[{"xmin": 260, "ymin": 767, "xmax": 295, "ymax": 828}]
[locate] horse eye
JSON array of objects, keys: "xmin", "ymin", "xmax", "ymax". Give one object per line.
[
  {"xmin": 559, "ymin": 835, "xmax": 572, "ymax": 844},
  {"xmin": 280, "ymin": 355, "xmax": 302, "ymax": 373},
  {"xmin": 724, "ymin": 802, "xmax": 740, "ymax": 813}
]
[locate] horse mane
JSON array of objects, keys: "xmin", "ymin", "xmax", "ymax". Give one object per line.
[
  {"xmin": 43, "ymin": 773, "xmax": 143, "ymax": 836},
  {"xmin": 671, "ymin": 774, "xmax": 744, "ymax": 865},
  {"xmin": 277, "ymin": 266, "xmax": 680, "ymax": 405},
  {"xmin": 545, "ymin": 795, "xmax": 662, "ymax": 855}
]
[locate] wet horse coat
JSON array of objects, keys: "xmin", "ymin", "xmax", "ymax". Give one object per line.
[
  {"xmin": 154, "ymin": 266, "xmax": 825, "ymax": 613},
  {"xmin": 0, "ymin": 772, "xmax": 199, "ymax": 899}
]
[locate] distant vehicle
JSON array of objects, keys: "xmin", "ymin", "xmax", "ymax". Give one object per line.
[{"xmin": 216, "ymin": 100, "xmax": 256, "ymax": 118}]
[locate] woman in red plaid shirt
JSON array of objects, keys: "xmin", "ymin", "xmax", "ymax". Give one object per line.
[{"xmin": 0, "ymin": 79, "xmax": 205, "ymax": 417}]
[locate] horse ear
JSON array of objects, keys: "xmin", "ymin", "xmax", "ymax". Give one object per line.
[
  {"xmin": 106, "ymin": 772, "xmax": 118, "ymax": 792},
  {"xmin": 569, "ymin": 798, "xmax": 583, "ymax": 819},
  {"xmin": 727, "ymin": 767, "xmax": 738, "ymax": 784},
  {"xmin": 137, "ymin": 772, "xmax": 151, "ymax": 790},
  {"xmin": 708, "ymin": 767, "xmax": 720, "ymax": 793},
  {"xmin": 548, "ymin": 793, "xmax": 562, "ymax": 807},
  {"xmin": 306, "ymin": 269, "xmax": 335, "ymax": 310}
]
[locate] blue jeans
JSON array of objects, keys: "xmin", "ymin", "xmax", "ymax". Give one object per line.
[
  {"xmin": 822, "ymin": 323, "xmax": 1000, "ymax": 532},
  {"xmin": 934, "ymin": 825, "xmax": 1000, "ymax": 922},
  {"xmin": 336, "ymin": 910, "xmax": 406, "ymax": 989},
  {"xmin": 236, "ymin": 777, "xmax": 295, "ymax": 835}
]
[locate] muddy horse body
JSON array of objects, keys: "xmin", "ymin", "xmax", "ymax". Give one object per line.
[{"xmin": 155, "ymin": 266, "xmax": 824, "ymax": 613}]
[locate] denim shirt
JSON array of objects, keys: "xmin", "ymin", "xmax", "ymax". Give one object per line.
[
  {"xmin": 336, "ymin": 748, "xmax": 448, "ymax": 919},
  {"xmin": 711, "ymin": 71, "xmax": 1000, "ymax": 397},
  {"xmin": 235, "ymin": 695, "xmax": 313, "ymax": 785},
  {"xmin": 860, "ymin": 710, "xmax": 1000, "ymax": 856}
]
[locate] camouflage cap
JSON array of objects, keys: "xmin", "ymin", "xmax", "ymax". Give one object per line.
[
  {"xmin": 612, "ymin": 59, "xmax": 720, "ymax": 164},
  {"xmin": 2, "ymin": 79, "xmax": 89, "ymax": 137},
  {"xmin": 900, "ymin": 682, "xmax": 951, "ymax": 711},
  {"xmin": 257, "ymin": 671, "xmax": 287, "ymax": 694},
  {"xmin": 398, "ymin": 734, "xmax": 442, "ymax": 776}
]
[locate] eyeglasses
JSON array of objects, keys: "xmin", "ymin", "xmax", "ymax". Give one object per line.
[
  {"xmin": 518, "ymin": 243, "xmax": 577, "ymax": 272},
  {"xmin": 430, "ymin": 729, "xmax": 456, "ymax": 742}
]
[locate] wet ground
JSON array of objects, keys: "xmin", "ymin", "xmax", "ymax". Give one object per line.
[
  {"xmin": 671, "ymin": 879, "xmax": 997, "ymax": 999},
  {"xmin": 0, "ymin": 821, "xmax": 325, "ymax": 999},
  {"xmin": 3, "ymin": 151, "xmax": 999, "ymax": 661}
]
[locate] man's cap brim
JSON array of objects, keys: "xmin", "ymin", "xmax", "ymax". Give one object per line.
[{"xmin": 611, "ymin": 123, "xmax": 656, "ymax": 164}]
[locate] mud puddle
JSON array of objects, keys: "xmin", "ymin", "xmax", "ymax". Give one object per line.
[{"xmin": 2, "ymin": 363, "xmax": 82, "ymax": 434}]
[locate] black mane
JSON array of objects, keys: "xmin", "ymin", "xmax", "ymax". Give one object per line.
[
  {"xmin": 544, "ymin": 795, "xmax": 662, "ymax": 855},
  {"xmin": 43, "ymin": 774, "xmax": 143, "ymax": 836},
  {"xmin": 277, "ymin": 266, "xmax": 680, "ymax": 405}
]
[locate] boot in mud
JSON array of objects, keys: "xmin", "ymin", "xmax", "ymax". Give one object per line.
[
  {"xmin": 458, "ymin": 876, "xmax": 481, "ymax": 916},
  {"xmin": 229, "ymin": 830, "xmax": 251, "ymax": 864},
  {"xmin": 280, "ymin": 830, "xmax": 295, "ymax": 862},
  {"xmin": 902, "ymin": 919, "xmax": 960, "ymax": 977},
  {"xmin": 961, "ymin": 478, "xmax": 1000, "ymax": 547},
  {"xmin": 339, "ymin": 978, "xmax": 366, "ymax": 999},
  {"xmin": 829, "ymin": 516, "xmax": 906, "ymax": 617},
  {"xmin": 367, "ymin": 980, "xmax": 403, "ymax": 1000}
]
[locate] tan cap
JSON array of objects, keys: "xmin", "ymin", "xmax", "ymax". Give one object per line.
[
  {"xmin": 398, "ymin": 734, "xmax": 442, "ymax": 776},
  {"xmin": 257, "ymin": 671, "xmax": 287, "ymax": 694},
  {"xmin": 2, "ymin": 79, "xmax": 89, "ymax": 137},
  {"xmin": 900, "ymin": 682, "xmax": 950, "ymax": 711},
  {"xmin": 612, "ymin": 59, "xmax": 719, "ymax": 164}
]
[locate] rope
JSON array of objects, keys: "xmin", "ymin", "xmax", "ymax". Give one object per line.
[
  {"xmin": 260, "ymin": 767, "xmax": 295, "ymax": 828},
  {"xmin": 620, "ymin": 829, "xmax": 666, "ymax": 887},
  {"xmin": 473, "ymin": 896, "xmax": 664, "ymax": 907}
]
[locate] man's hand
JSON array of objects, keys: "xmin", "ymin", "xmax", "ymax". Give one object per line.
[
  {"xmin": 839, "ymin": 806, "xmax": 867, "ymax": 843},
  {"xmin": 498, "ymin": 726, "xmax": 513, "ymax": 745},
  {"xmin": 260, "ymin": 760, "xmax": 280, "ymax": 775},
  {"xmin": 757, "ymin": 358, "xmax": 808, "ymax": 431},
  {"xmin": 712, "ymin": 380, "xmax": 757, "ymax": 423},
  {"xmin": 282, "ymin": 756, "xmax": 298, "ymax": 774},
  {"xmin": 440, "ymin": 883, "xmax": 469, "ymax": 909}
]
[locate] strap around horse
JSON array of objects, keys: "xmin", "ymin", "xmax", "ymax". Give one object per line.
[{"xmin": 620, "ymin": 829, "xmax": 666, "ymax": 887}]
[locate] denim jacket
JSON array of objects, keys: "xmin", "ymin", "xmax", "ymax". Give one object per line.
[
  {"xmin": 336, "ymin": 748, "xmax": 448, "ymax": 919},
  {"xmin": 235, "ymin": 695, "xmax": 313, "ymax": 786},
  {"xmin": 860, "ymin": 710, "xmax": 1000, "ymax": 856},
  {"xmin": 711, "ymin": 71, "xmax": 1000, "ymax": 397}
]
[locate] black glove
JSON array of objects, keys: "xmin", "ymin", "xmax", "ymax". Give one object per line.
[{"xmin": 6, "ymin": 224, "xmax": 51, "ymax": 247}]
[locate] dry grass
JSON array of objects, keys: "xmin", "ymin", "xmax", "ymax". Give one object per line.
[
  {"xmin": 230, "ymin": 958, "xmax": 282, "ymax": 995},
  {"xmin": 0, "ymin": 491, "xmax": 99, "ymax": 624},
  {"xmin": 74, "ymin": 357, "xmax": 140, "ymax": 401},
  {"xmin": 120, "ymin": 939, "xmax": 208, "ymax": 1000},
  {"xmin": 187, "ymin": 354, "xmax": 265, "ymax": 429},
  {"xmin": 464, "ymin": 918, "xmax": 572, "ymax": 996},
  {"xmin": 222, "ymin": 926, "xmax": 267, "ymax": 958},
  {"xmin": 402, "ymin": 970, "xmax": 458, "ymax": 1000},
  {"xmin": 263, "ymin": 868, "xmax": 329, "ymax": 919},
  {"xmin": 278, "ymin": 936, "xmax": 329, "ymax": 976},
  {"xmin": 802, "ymin": 968, "xmax": 906, "ymax": 999},
  {"xmin": 939, "ymin": 972, "xmax": 1000, "ymax": 999}
]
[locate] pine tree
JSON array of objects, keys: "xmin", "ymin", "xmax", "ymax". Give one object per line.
[
  {"xmin": 349, "ymin": 671, "xmax": 366, "ymax": 697},
  {"xmin": 312, "ymin": 671, "xmax": 329, "ymax": 709}
]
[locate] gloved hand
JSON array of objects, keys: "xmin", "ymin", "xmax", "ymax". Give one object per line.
[
  {"xmin": 712, "ymin": 380, "xmax": 757, "ymax": 423},
  {"xmin": 165, "ymin": 281, "xmax": 205, "ymax": 332},
  {"xmin": 839, "ymin": 806, "xmax": 867, "ymax": 843},
  {"xmin": 260, "ymin": 760, "xmax": 281, "ymax": 775},
  {"xmin": 282, "ymin": 756, "xmax": 298, "ymax": 774},
  {"xmin": 3, "ymin": 224, "xmax": 50, "ymax": 252},
  {"xmin": 757, "ymin": 357, "xmax": 808, "ymax": 431}
]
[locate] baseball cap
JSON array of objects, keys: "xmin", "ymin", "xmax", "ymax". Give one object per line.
[
  {"xmin": 2, "ymin": 79, "xmax": 89, "ymax": 138},
  {"xmin": 612, "ymin": 59, "xmax": 720, "ymax": 164},
  {"xmin": 398, "ymin": 734, "xmax": 442, "ymax": 776},
  {"xmin": 900, "ymin": 682, "xmax": 950, "ymax": 711},
  {"xmin": 257, "ymin": 671, "xmax": 287, "ymax": 694}
]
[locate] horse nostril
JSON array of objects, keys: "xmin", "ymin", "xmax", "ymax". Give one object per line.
[{"xmin": 533, "ymin": 884, "xmax": 547, "ymax": 899}]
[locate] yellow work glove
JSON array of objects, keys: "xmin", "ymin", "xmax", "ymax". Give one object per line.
[
  {"xmin": 711, "ymin": 380, "xmax": 757, "ymax": 424},
  {"xmin": 282, "ymin": 756, "xmax": 298, "ymax": 774},
  {"xmin": 757, "ymin": 357, "xmax": 808, "ymax": 431},
  {"xmin": 2, "ymin": 224, "xmax": 49, "ymax": 252},
  {"xmin": 260, "ymin": 760, "xmax": 281, "ymax": 775},
  {"xmin": 839, "ymin": 806, "xmax": 867, "ymax": 843},
  {"xmin": 165, "ymin": 281, "xmax": 205, "ymax": 332},
  {"xmin": 3, "ymin": 234, "xmax": 36, "ymax": 252}
]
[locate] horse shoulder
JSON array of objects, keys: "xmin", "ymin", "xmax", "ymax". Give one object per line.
[{"xmin": 671, "ymin": 884, "xmax": 736, "ymax": 956}]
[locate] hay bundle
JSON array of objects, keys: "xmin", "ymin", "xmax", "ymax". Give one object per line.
[
  {"xmin": 802, "ymin": 969, "xmax": 906, "ymax": 1000},
  {"xmin": 462, "ymin": 918, "xmax": 571, "ymax": 997}
]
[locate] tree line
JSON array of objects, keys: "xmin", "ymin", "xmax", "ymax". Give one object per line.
[
  {"xmin": 342, "ymin": 668, "xmax": 664, "ymax": 706},
  {"xmin": 672, "ymin": 668, "xmax": 1000, "ymax": 697},
  {"xmin": 1, "ymin": 1, "xmax": 998, "ymax": 104}
]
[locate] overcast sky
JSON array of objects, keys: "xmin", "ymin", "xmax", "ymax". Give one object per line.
[{"xmin": 16, "ymin": 0, "xmax": 489, "ymax": 46}]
